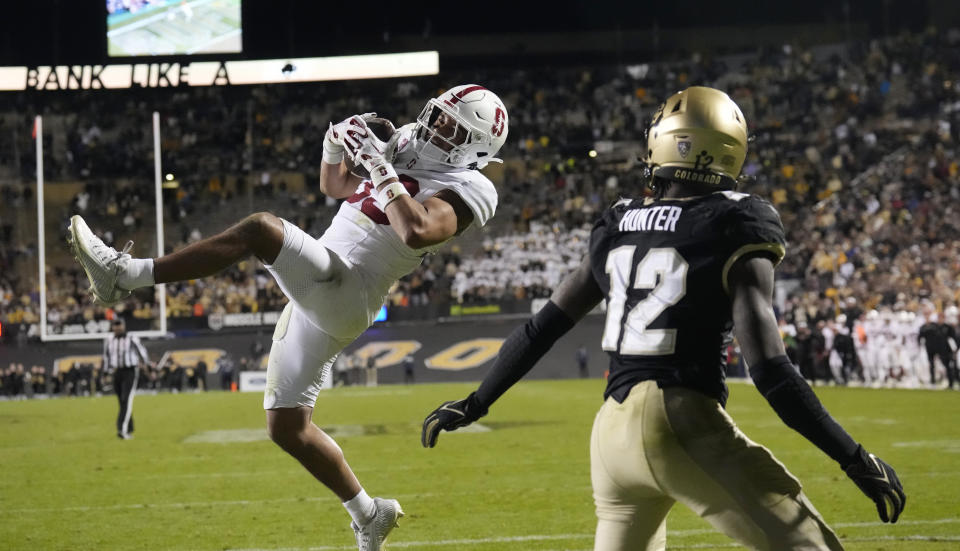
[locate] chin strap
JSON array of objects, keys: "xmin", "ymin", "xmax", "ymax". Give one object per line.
[{"xmin": 475, "ymin": 157, "xmax": 502, "ymax": 169}]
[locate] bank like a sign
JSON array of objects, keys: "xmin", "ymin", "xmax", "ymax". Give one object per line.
[{"xmin": 0, "ymin": 51, "xmax": 438, "ymax": 91}]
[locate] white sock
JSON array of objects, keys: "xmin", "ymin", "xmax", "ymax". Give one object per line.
[
  {"xmin": 343, "ymin": 489, "xmax": 376, "ymax": 526},
  {"xmin": 117, "ymin": 258, "xmax": 155, "ymax": 290}
]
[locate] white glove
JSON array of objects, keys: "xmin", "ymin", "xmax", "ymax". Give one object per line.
[
  {"xmin": 342, "ymin": 119, "xmax": 389, "ymax": 161},
  {"xmin": 324, "ymin": 112, "xmax": 377, "ymax": 164},
  {"xmin": 352, "ymin": 140, "xmax": 398, "ymax": 187}
]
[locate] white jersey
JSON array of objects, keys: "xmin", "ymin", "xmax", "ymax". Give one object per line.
[{"xmin": 319, "ymin": 124, "xmax": 498, "ymax": 294}]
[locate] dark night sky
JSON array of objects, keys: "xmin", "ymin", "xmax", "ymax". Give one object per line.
[{"xmin": 0, "ymin": 0, "xmax": 940, "ymax": 66}]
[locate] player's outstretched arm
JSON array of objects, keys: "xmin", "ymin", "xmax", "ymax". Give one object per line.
[
  {"xmin": 729, "ymin": 254, "xmax": 906, "ymax": 523},
  {"xmin": 422, "ymin": 255, "xmax": 603, "ymax": 448}
]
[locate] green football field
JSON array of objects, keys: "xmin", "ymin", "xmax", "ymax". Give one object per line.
[{"xmin": 1, "ymin": 380, "xmax": 958, "ymax": 550}]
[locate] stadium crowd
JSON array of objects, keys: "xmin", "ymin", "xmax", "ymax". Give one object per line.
[
  {"xmin": 0, "ymin": 352, "xmax": 254, "ymax": 400},
  {"xmin": 3, "ymin": 29, "xmax": 960, "ymax": 388},
  {"xmin": 0, "ymin": 345, "xmax": 411, "ymax": 400},
  {"xmin": 0, "ymin": 359, "xmax": 179, "ymax": 399}
]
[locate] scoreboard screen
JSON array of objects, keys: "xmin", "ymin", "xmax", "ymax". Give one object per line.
[{"xmin": 107, "ymin": 0, "xmax": 242, "ymax": 57}]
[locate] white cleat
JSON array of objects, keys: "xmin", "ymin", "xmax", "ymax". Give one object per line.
[
  {"xmin": 351, "ymin": 497, "xmax": 404, "ymax": 551},
  {"xmin": 67, "ymin": 215, "xmax": 133, "ymax": 306}
]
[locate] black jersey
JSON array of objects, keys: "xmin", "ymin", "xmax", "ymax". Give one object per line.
[{"xmin": 589, "ymin": 190, "xmax": 786, "ymax": 406}]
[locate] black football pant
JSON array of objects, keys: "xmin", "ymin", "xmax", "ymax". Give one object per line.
[
  {"xmin": 927, "ymin": 349, "xmax": 958, "ymax": 387},
  {"xmin": 114, "ymin": 367, "xmax": 139, "ymax": 437}
]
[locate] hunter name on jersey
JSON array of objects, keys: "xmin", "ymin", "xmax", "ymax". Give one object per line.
[
  {"xmin": 590, "ymin": 190, "xmax": 786, "ymax": 405},
  {"xmin": 618, "ymin": 205, "xmax": 683, "ymax": 233}
]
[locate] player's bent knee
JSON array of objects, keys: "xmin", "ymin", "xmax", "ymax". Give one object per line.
[
  {"xmin": 242, "ymin": 212, "xmax": 284, "ymax": 264},
  {"xmin": 244, "ymin": 211, "xmax": 280, "ymax": 229},
  {"xmin": 243, "ymin": 212, "xmax": 282, "ymax": 237}
]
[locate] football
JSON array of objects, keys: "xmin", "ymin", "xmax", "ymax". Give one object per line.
[{"xmin": 345, "ymin": 117, "xmax": 397, "ymax": 178}]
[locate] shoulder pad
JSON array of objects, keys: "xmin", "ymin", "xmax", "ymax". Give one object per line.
[{"xmin": 738, "ymin": 195, "xmax": 783, "ymax": 224}]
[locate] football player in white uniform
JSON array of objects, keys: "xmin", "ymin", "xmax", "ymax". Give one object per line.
[
  {"xmin": 896, "ymin": 310, "xmax": 924, "ymax": 387},
  {"xmin": 878, "ymin": 310, "xmax": 903, "ymax": 384},
  {"xmin": 859, "ymin": 309, "xmax": 882, "ymax": 385},
  {"xmin": 67, "ymin": 84, "xmax": 508, "ymax": 550}
]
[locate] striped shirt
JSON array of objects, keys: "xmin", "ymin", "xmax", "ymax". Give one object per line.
[{"xmin": 103, "ymin": 334, "xmax": 149, "ymax": 371}]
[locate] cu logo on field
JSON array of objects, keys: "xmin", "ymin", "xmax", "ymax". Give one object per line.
[{"xmin": 492, "ymin": 107, "xmax": 506, "ymax": 137}]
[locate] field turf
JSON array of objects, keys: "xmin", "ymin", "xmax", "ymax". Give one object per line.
[{"xmin": 1, "ymin": 380, "xmax": 958, "ymax": 550}]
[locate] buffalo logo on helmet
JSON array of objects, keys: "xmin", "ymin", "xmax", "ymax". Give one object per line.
[{"xmin": 676, "ymin": 140, "xmax": 692, "ymax": 158}]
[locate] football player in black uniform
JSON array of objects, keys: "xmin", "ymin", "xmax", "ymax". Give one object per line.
[{"xmin": 422, "ymin": 87, "xmax": 905, "ymax": 550}]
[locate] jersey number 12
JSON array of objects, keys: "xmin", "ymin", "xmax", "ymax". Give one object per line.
[{"xmin": 602, "ymin": 246, "xmax": 688, "ymax": 355}]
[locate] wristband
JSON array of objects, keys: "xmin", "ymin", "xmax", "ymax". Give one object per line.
[
  {"xmin": 377, "ymin": 179, "xmax": 409, "ymax": 208},
  {"xmin": 370, "ymin": 162, "xmax": 399, "ymax": 187},
  {"xmin": 322, "ymin": 137, "xmax": 344, "ymax": 165}
]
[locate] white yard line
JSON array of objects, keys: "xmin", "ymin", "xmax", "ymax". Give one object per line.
[
  {"xmin": 835, "ymin": 517, "xmax": 960, "ymax": 528},
  {"xmin": 225, "ymin": 534, "xmax": 594, "ymax": 551},
  {"xmin": 4, "ymin": 485, "xmax": 577, "ymax": 514},
  {"xmin": 223, "ymin": 531, "xmax": 960, "ymax": 551}
]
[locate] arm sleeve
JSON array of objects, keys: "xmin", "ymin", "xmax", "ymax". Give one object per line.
[
  {"xmin": 750, "ymin": 355, "xmax": 859, "ymax": 466},
  {"xmin": 474, "ymin": 300, "xmax": 576, "ymax": 408}
]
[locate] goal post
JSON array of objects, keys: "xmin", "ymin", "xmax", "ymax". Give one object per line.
[
  {"xmin": 37, "ymin": 113, "xmax": 168, "ymax": 341},
  {"xmin": 152, "ymin": 111, "xmax": 168, "ymax": 335}
]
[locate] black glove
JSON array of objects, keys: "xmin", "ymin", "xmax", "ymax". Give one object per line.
[
  {"xmin": 843, "ymin": 444, "xmax": 906, "ymax": 523},
  {"xmin": 421, "ymin": 392, "xmax": 488, "ymax": 448}
]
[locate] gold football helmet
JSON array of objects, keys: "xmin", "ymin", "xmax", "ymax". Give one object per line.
[{"xmin": 643, "ymin": 86, "xmax": 748, "ymax": 191}]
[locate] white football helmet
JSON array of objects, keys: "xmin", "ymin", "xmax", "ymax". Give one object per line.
[
  {"xmin": 946, "ymin": 305, "xmax": 959, "ymax": 324},
  {"xmin": 413, "ymin": 84, "xmax": 508, "ymax": 169}
]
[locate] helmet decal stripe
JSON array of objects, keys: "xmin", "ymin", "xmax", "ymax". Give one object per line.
[{"xmin": 444, "ymin": 85, "xmax": 487, "ymax": 107}]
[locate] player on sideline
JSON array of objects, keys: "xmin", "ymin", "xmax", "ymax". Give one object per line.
[
  {"xmin": 68, "ymin": 84, "xmax": 508, "ymax": 550},
  {"xmin": 422, "ymin": 86, "xmax": 905, "ymax": 550}
]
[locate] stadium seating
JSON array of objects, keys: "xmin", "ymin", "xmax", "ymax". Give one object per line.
[{"xmin": 3, "ymin": 30, "xmax": 960, "ymax": 385}]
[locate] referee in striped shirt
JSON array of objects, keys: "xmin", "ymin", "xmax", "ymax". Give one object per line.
[{"xmin": 103, "ymin": 318, "xmax": 149, "ymax": 439}]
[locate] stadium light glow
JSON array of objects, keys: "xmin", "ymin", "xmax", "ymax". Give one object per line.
[
  {"xmin": 165, "ymin": 173, "xmax": 174, "ymax": 181},
  {"xmin": 588, "ymin": 150, "xmax": 597, "ymax": 158}
]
